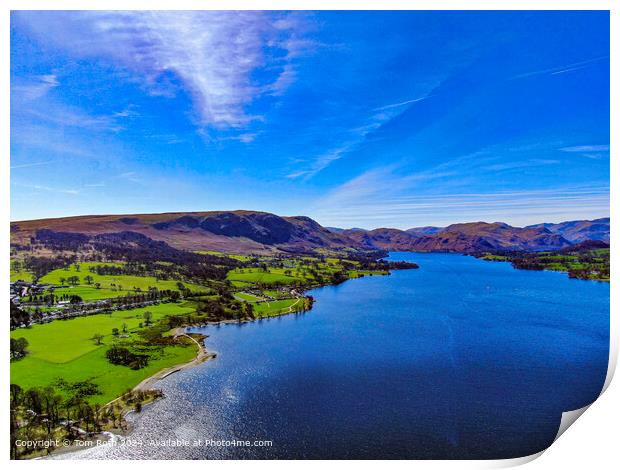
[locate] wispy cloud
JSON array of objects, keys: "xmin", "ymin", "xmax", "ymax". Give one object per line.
[
  {"xmin": 117, "ymin": 171, "xmax": 144, "ymax": 184},
  {"xmin": 482, "ymin": 159, "xmax": 559, "ymax": 171},
  {"xmin": 311, "ymin": 144, "xmax": 609, "ymax": 228},
  {"xmin": 23, "ymin": 102, "xmax": 123, "ymax": 131},
  {"xmin": 316, "ymin": 163, "xmax": 458, "ymax": 209},
  {"xmin": 10, "ymin": 160, "xmax": 54, "ymax": 170},
  {"xmin": 560, "ymin": 144, "xmax": 610, "ymax": 152},
  {"xmin": 510, "ymin": 55, "xmax": 608, "ymax": 80},
  {"xmin": 287, "ymin": 95, "xmax": 429, "ymax": 180},
  {"xmin": 559, "ymin": 144, "xmax": 610, "ymax": 160},
  {"xmin": 12, "ymin": 74, "xmax": 136, "ymax": 132},
  {"xmin": 374, "ymin": 95, "xmax": 430, "ymax": 111},
  {"xmin": 16, "ymin": 11, "xmax": 310, "ymax": 129},
  {"xmin": 12, "ymin": 181, "xmax": 79, "ymax": 195},
  {"xmin": 313, "ymin": 182, "xmax": 609, "ymax": 229},
  {"xmin": 11, "ymin": 74, "xmax": 58, "ymax": 101},
  {"xmin": 287, "ymin": 143, "xmax": 356, "ymax": 180},
  {"xmin": 11, "ymin": 124, "xmax": 100, "ymax": 159}
]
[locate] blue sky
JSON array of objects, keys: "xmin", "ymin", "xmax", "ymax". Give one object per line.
[{"xmin": 10, "ymin": 11, "xmax": 609, "ymax": 228}]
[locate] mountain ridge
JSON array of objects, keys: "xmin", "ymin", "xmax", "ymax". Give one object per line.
[
  {"xmin": 11, "ymin": 211, "xmax": 609, "ymax": 255},
  {"xmin": 525, "ymin": 217, "xmax": 610, "ymax": 243}
]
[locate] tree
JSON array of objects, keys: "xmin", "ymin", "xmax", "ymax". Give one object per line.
[
  {"xmin": 112, "ymin": 328, "xmax": 119, "ymax": 336},
  {"xmin": 84, "ymin": 275, "xmax": 94, "ymax": 285},
  {"xmin": 67, "ymin": 275, "xmax": 80, "ymax": 286},
  {"xmin": 10, "ymin": 302, "xmax": 30, "ymax": 329},
  {"xmin": 244, "ymin": 302, "xmax": 256, "ymax": 319},
  {"xmin": 143, "ymin": 311, "xmax": 153, "ymax": 326},
  {"xmin": 91, "ymin": 333, "xmax": 104, "ymax": 345},
  {"xmin": 59, "ymin": 277, "xmax": 67, "ymax": 286},
  {"xmin": 122, "ymin": 322, "xmax": 128, "ymax": 334},
  {"xmin": 10, "ymin": 384, "xmax": 22, "ymax": 407},
  {"xmin": 94, "ymin": 282, "xmax": 101, "ymax": 289},
  {"xmin": 10, "ymin": 337, "xmax": 29, "ymax": 360},
  {"xmin": 106, "ymin": 346, "xmax": 149, "ymax": 369}
]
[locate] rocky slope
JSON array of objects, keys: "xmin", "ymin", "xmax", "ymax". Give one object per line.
[
  {"xmin": 342, "ymin": 222, "xmax": 573, "ymax": 253},
  {"xmin": 11, "ymin": 211, "xmax": 362, "ymax": 254},
  {"xmin": 526, "ymin": 217, "xmax": 610, "ymax": 243},
  {"xmin": 11, "ymin": 212, "xmax": 606, "ymax": 255}
]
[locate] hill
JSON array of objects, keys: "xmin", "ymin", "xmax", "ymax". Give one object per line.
[
  {"xmin": 343, "ymin": 222, "xmax": 572, "ymax": 253},
  {"xmin": 406, "ymin": 226, "xmax": 443, "ymax": 235},
  {"xmin": 525, "ymin": 217, "xmax": 610, "ymax": 243},
  {"xmin": 11, "ymin": 211, "xmax": 361, "ymax": 254},
  {"xmin": 11, "ymin": 212, "xmax": 607, "ymax": 255}
]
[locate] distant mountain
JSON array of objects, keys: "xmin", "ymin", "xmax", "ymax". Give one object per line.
[
  {"xmin": 406, "ymin": 226, "xmax": 443, "ymax": 236},
  {"xmin": 10, "ymin": 212, "xmax": 607, "ymax": 255},
  {"xmin": 342, "ymin": 228, "xmax": 420, "ymax": 251},
  {"xmin": 557, "ymin": 239, "xmax": 609, "ymax": 253},
  {"xmin": 325, "ymin": 226, "xmax": 367, "ymax": 234},
  {"xmin": 345, "ymin": 222, "xmax": 572, "ymax": 253},
  {"xmin": 11, "ymin": 211, "xmax": 363, "ymax": 254},
  {"xmin": 525, "ymin": 217, "xmax": 609, "ymax": 243},
  {"xmin": 410, "ymin": 222, "xmax": 571, "ymax": 252}
]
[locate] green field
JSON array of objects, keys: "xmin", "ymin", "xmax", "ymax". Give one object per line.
[
  {"xmin": 253, "ymin": 298, "xmax": 300, "ymax": 317},
  {"xmin": 10, "ymin": 269, "xmax": 33, "ymax": 282},
  {"xmin": 263, "ymin": 289, "xmax": 288, "ymax": 299},
  {"xmin": 10, "ymin": 303, "xmax": 197, "ymax": 403},
  {"xmin": 234, "ymin": 292, "xmax": 265, "ymax": 302},
  {"xmin": 40, "ymin": 262, "xmax": 209, "ymax": 294},
  {"xmin": 194, "ymin": 250, "xmax": 253, "ymax": 261},
  {"xmin": 52, "ymin": 286, "xmax": 130, "ymax": 301},
  {"xmin": 478, "ymin": 248, "xmax": 610, "ymax": 281},
  {"xmin": 10, "ymin": 345, "xmax": 195, "ymax": 405},
  {"xmin": 227, "ymin": 268, "xmax": 301, "ymax": 285},
  {"xmin": 11, "ymin": 256, "xmax": 388, "ymax": 408}
]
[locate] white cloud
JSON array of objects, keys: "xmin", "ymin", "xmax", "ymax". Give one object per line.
[
  {"xmin": 560, "ymin": 144, "xmax": 610, "ymax": 153},
  {"xmin": 482, "ymin": 159, "xmax": 560, "ymax": 171},
  {"xmin": 310, "ymin": 145, "xmax": 609, "ymax": 228},
  {"xmin": 10, "ymin": 160, "xmax": 54, "ymax": 170},
  {"xmin": 313, "ymin": 183, "xmax": 609, "ymax": 229},
  {"xmin": 11, "ymin": 74, "xmax": 58, "ymax": 101},
  {"xmin": 16, "ymin": 11, "xmax": 308, "ymax": 129},
  {"xmin": 287, "ymin": 96, "xmax": 429, "ymax": 180},
  {"xmin": 510, "ymin": 55, "xmax": 608, "ymax": 80},
  {"xmin": 374, "ymin": 95, "xmax": 430, "ymax": 111},
  {"xmin": 12, "ymin": 181, "xmax": 79, "ymax": 195},
  {"xmin": 287, "ymin": 144, "xmax": 355, "ymax": 180},
  {"xmin": 12, "ymin": 73, "xmax": 136, "ymax": 132},
  {"xmin": 117, "ymin": 171, "xmax": 144, "ymax": 184}
]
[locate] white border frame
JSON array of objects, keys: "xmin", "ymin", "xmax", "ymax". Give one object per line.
[{"xmin": 2, "ymin": 1, "xmax": 617, "ymax": 468}]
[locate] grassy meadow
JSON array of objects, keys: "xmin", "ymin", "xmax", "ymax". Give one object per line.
[
  {"xmin": 11, "ymin": 255, "xmax": 388, "ymax": 407},
  {"xmin": 10, "ymin": 303, "xmax": 197, "ymax": 403},
  {"xmin": 40, "ymin": 262, "xmax": 209, "ymax": 294},
  {"xmin": 252, "ymin": 298, "xmax": 301, "ymax": 317},
  {"xmin": 227, "ymin": 268, "xmax": 300, "ymax": 285}
]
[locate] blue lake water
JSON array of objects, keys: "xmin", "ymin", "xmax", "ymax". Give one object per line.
[{"xmin": 66, "ymin": 253, "xmax": 610, "ymax": 459}]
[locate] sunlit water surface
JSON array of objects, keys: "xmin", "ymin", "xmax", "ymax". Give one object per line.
[{"xmin": 59, "ymin": 253, "xmax": 609, "ymax": 459}]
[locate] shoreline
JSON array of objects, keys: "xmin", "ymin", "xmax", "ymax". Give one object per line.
[
  {"xmin": 132, "ymin": 328, "xmax": 216, "ymax": 393},
  {"xmin": 41, "ymin": 328, "xmax": 216, "ymax": 460},
  {"xmin": 25, "ymin": 271, "xmax": 401, "ymax": 460}
]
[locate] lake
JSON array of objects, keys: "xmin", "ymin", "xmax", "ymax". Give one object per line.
[{"xmin": 62, "ymin": 253, "xmax": 610, "ymax": 459}]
